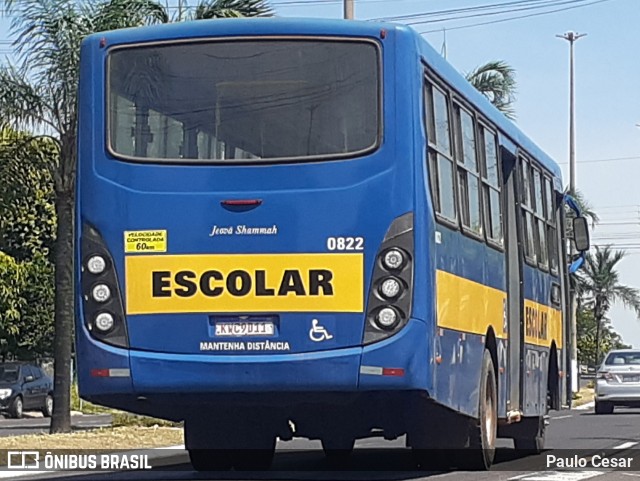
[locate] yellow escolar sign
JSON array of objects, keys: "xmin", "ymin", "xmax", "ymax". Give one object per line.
[
  {"xmin": 523, "ymin": 299, "xmax": 562, "ymax": 347},
  {"xmin": 125, "ymin": 253, "xmax": 364, "ymax": 315},
  {"xmin": 124, "ymin": 230, "xmax": 167, "ymax": 253}
]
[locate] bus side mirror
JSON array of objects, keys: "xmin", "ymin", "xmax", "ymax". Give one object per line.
[{"xmin": 573, "ymin": 216, "xmax": 590, "ymax": 252}]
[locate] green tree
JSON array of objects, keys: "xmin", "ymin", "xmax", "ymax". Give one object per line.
[
  {"xmin": 17, "ymin": 254, "xmax": 55, "ymax": 359},
  {"xmin": 0, "ymin": 0, "xmax": 271, "ymax": 433},
  {"xmin": 0, "ymin": 129, "xmax": 56, "ymax": 360},
  {"xmin": 465, "ymin": 60, "xmax": 517, "ymax": 120},
  {"xmin": 570, "ymin": 189, "xmax": 599, "ymax": 227},
  {"xmin": 0, "ymin": 128, "xmax": 57, "ymax": 262},
  {"xmin": 192, "ymin": 0, "xmax": 272, "ymax": 19},
  {"xmin": 0, "ymin": 252, "xmax": 26, "ymax": 361},
  {"xmin": 577, "ymin": 246, "xmax": 640, "ymax": 366},
  {"xmin": 577, "ymin": 308, "xmax": 631, "ymax": 365}
]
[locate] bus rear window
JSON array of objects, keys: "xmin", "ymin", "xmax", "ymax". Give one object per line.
[{"xmin": 107, "ymin": 39, "xmax": 380, "ymax": 162}]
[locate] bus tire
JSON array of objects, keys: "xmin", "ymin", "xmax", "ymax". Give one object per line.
[
  {"xmin": 461, "ymin": 349, "xmax": 497, "ymax": 470},
  {"xmin": 513, "ymin": 416, "xmax": 545, "ymax": 453},
  {"xmin": 232, "ymin": 436, "xmax": 276, "ymax": 471},
  {"xmin": 188, "ymin": 449, "xmax": 234, "ymax": 471},
  {"xmin": 408, "ymin": 401, "xmax": 469, "ymax": 469},
  {"xmin": 322, "ymin": 436, "xmax": 355, "ymax": 467}
]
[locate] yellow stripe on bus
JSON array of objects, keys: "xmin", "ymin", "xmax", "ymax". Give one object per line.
[
  {"xmin": 436, "ymin": 270, "xmax": 507, "ymax": 339},
  {"xmin": 523, "ymin": 299, "xmax": 562, "ymax": 347},
  {"xmin": 436, "ymin": 270, "xmax": 563, "ymax": 348}
]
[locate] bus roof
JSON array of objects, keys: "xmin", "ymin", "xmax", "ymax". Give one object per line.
[{"xmin": 84, "ymin": 17, "xmax": 562, "ymax": 181}]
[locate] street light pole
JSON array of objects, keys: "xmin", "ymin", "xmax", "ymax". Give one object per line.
[
  {"xmin": 557, "ymin": 31, "xmax": 586, "ymax": 396},
  {"xmin": 344, "ymin": 0, "xmax": 354, "ymax": 19}
]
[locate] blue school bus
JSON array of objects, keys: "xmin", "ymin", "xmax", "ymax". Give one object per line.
[{"xmin": 75, "ymin": 18, "xmax": 589, "ymax": 470}]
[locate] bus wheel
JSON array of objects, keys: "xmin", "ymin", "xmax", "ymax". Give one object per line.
[
  {"xmin": 232, "ymin": 437, "xmax": 276, "ymax": 471},
  {"xmin": 188, "ymin": 449, "xmax": 234, "ymax": 471},
  {"xmin": 463, "ymin": 349, "xmax": 497, "ymax": 470},
  {"xmin": 321, "ymin": 436, "xmax": 355, "ymax": 467},
  {"xmin": 513, "ymin": 416, "xmax": 546, "ymax": 453}
]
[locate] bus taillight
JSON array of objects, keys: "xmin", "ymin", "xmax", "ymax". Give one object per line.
[
  {"xmin": 363, "ymin": 212, "xmax": 414, "ymax": 344},
  {"xmin": 81, "ymin": 224, "xmax": 129, "ymax": 348}
]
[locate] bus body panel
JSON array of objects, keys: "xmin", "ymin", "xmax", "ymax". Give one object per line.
[
  {"xmin": 430, "ymin": 226, "xmax": 507, "ymax": 418},
  {"xmin": 522, "ymin": 263, "xmax": 563, "ymax": 417},
  {"xmin": 75, "ymin": 18, "xmax": 570, "ymax": 444},
  {"xmin": 75, "ymin": 323, "xmax": 133, "ymax": 395},
  {"xmin": 80, "ymin": 171, "xmax": 407, "ymax": 356},
  {"xmin": 77, "ymin": 25, "xmax": 419, "ymax": 361}
]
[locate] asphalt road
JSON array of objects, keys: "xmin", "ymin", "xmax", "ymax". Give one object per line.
[
  {"xmin": 6, "ymin": 404, "xmax": 640, "ymax": 481},
  {"xmin": 0, "ymin": 414, "xmax": 112, "ymax": 437}
]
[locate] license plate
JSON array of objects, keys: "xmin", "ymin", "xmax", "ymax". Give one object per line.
[
  {"xmin": 215, "ymin": 322, "xmax": 275, "ymax": 337},
  {"xmin": 623, "ymin": 375, "xmax": 640, "ymax": 383}
]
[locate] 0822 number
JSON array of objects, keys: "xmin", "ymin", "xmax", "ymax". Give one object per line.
[{"xmin": 327, "ymin": 237, "xmax": 364, "ymax": 251}]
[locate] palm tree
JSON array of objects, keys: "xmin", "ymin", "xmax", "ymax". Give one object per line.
[
  {"xmin": 569, "ymin": 188, "xmax": 599, "ymax": 227},
  {"xmin": 465, "ymin": 60, "xmax": 517, "ymax": 120},
  {"xmin": 577, "ymin": 246, "xmax": 640, "ymax": 366},
  {"xmin": 0, "ymin": 0, "xmax": 271, "ymax": 434},
  {"xmin": 193, "ymin": 0, "xmax": 272, "ymax": 19}
]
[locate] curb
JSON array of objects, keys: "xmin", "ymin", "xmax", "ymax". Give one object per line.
[{"xmin": 573, "ymin": 401, "xmax": 595, "ymax": 410}]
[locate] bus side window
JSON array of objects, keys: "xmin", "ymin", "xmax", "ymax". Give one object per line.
[
  {"xmin": 520, "ymin": 157, "xmax": 537, "ymax": 263},
  {"xmin": 532, "ymin": 167, "xmax": 549, "ymax": 270},
  {"xmin": 424, "ymin": 79, "xmax": 456, "ymax": 222},
  {"xmin": 454, "ymin": 104, "xmax": 482, "ymax": 236},
  {"xmin": 480, "ymin": 125, "xmax": 502, "ymax": 246},
  {"xmin": 544, "ymin": 177, "xmax": 559, "ymax": 273}
]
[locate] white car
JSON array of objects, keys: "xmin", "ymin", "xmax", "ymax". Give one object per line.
[{"xmin": 595, "ymin": 349, "xmax": 640, "ymax": 414}]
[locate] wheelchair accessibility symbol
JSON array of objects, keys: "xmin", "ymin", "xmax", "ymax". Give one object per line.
[{"xmin": 309, "ymin": 319, "xmax": 333, "ymax": 342}]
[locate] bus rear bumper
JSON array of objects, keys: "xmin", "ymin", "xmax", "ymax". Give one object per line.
[{"xmin": 78, "ymin": 318, "xmax": 431, "ymax": 403}]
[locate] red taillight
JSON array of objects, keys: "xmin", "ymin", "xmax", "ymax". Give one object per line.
[
  {"xmin": 382, "ymin": 368, "xmax": 405, "ymax": 377},
  {"xmin": 91, "ymin": 369, "xmax": 109, "ymax": 377},
  {"xmin": 597, "ymin": 371, "xmax": 614, "ymax": 381}
]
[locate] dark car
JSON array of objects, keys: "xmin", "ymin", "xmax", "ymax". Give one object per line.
[{"xmin": 0, "ymin": 363, "xmax": 53, "ymax": 419}]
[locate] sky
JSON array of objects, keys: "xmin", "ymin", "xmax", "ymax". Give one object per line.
[{"xmin": 1, "ymin": 0, "xmax": 640, "ymax": 347}]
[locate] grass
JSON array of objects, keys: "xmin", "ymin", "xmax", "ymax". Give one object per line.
[
  {"xmin": 71, "ymin": 384, "xmax": 179, "ymax": 428},
  {"xmin": 0, "ymin": 426, "xmax": 183, "ymax": 466},
  {"xmin": 0, "ymin": 388, "xmax": 184, "ymax": 463},
  {"xmin": 0, "ymin": 426, "xmax": 183, "ymax": 450},
  {"xmin": 572, "ymin": 384, "xmax": 595, "ymax": 407}
]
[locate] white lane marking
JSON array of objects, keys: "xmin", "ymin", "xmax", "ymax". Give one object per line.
[
  {"xmin": 613, "ymin": 441, "xmax": 638, "ymax": 450},
  {"xmin": 0, "ymin": 471, "xmax": 48, "ymax": 479},
  {"xmin": 573, "ymin": 401, "xmax": 595, "ymax": 410},
  {"xmin": 621, "ymin": 474, "xmax": 640, "ymax": 477},
  {"xmin": 553, "ymin": 415, "xmax": 573, "ymax": 419},
  {"xmin": 509, "ymin": 472, "xmax": 604, "ymax": 481}
]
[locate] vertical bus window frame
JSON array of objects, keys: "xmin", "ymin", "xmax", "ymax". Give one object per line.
[
  {"xmin": 479, "ymin": 121, "xmax": 503, "ymax": 250},
  {"xmin": 453, "ymin": 100, "xmax": 483, "ymax": 240},
  {"xmin": 424, "ymin": 75, "xmax": 458, "ymax": 227},
  {"xmin": 532, "ymin": 166, "xmax": 549, "ymax": 271},
  {"xmin": 520, "ymin": 155, "xmax": 537, "ymax": 265},
  {"xmin": 544, "ymin": 175, "xmax": 559, "ymax": 275}
]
